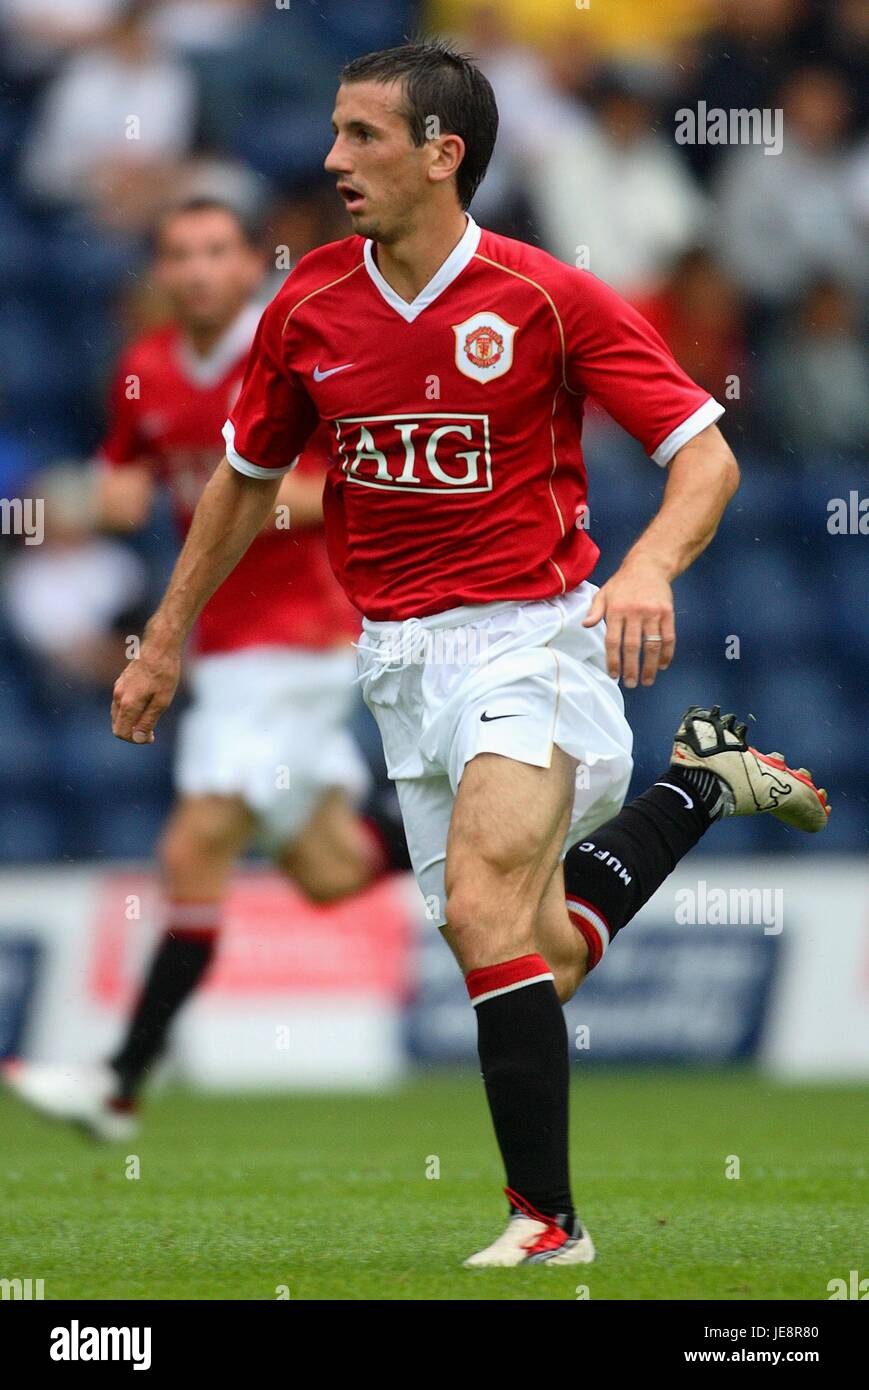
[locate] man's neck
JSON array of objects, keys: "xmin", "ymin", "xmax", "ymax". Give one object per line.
[
  {"xmin": 183, "ymin": 301, "xmax": 252, "ymax": 358},
  {"xmin": 185, "ymin": 322, "xmax": 233, "ymax": 357},
  {"xmin": 375, "ymin": 206, "xmax": 469, "ymax": 304}
]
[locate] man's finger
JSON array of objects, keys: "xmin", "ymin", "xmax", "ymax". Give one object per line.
[
  {"xmin": 131, "ymin": 692, "xmax": 165, "ymax": 745},
  {"xmin": 640, "ymin": 627, "xmax": 663, "ymax": 686},
  {"xmin": 110, "ymin": 673, "xmax": 128, "ymax": 730},
  {"xmin": 582, "ymin": 588, "xmax": 606, "ymax": 627},
  {"xmin": 112, "ymin": 699, "xmax": 145, "ymax": 741},
  {"xmin": 604, "ymin": 611, "xmax": 624, "ymax": 681},
  {"xmin": 621, "ymin": 615, "xmax": 643, "ymax": 688},
  {"xmin": 113, "ymin": 689, "xmax": 157, "ymax": 742},
  {"xmin": 659, "ymin": 611, "xmax": 676, "ymax": 671}
]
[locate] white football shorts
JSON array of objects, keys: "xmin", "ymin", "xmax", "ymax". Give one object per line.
[
  {"xmin": 174, "ymin": 643, "xmax": 370, "ymax": 844},
  {"xmin": 357, "ymin": 582, "xmax": 634, "ymax": 927}
]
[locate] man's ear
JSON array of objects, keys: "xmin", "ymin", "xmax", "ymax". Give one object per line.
[{"xmin": 428, "ymin": 131, "xmax": 466, "ymax": 186}]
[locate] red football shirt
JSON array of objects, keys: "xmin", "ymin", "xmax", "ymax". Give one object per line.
[
  {"xmin": 99, "ymin": 304, "xmax": 359, "ymax": 654},
  {"xmin": 225, "ymin": 217, "xmax": 724, "ymax": 621}
]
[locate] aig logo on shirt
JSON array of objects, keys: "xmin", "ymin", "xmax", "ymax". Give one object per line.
[
  {"xmin": 336, "ymin": 413, "xmax": 492, "ymax": 494},
  {"xmin": 453, "ymin": 312, "xmax": 517, "ymax": 383}
]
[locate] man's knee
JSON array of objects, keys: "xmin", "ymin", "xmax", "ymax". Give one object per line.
[
  {"xmin": 444, "ymin": 868, "xmax": 537, "ymax": 972},
  {"xmin": 159, "ymin": 799, "xmax": 250, "ymax": 879},
  {"xmin": 280, "ymin": 846, "xmax": 369, "ymax": 903},
  {"xmin": 278, "ymin": 799, "xmax": 375, "ymax": 903},
  {"xmin": 551, "ymin": 954, "xmax": 587, "ymax": 1003}
]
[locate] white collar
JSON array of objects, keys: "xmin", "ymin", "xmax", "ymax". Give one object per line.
[
  {"xmin": 363, "ymin": 215, "xmax": 481, "ymax": 323},
  {"xmin": 177, "ymin": 300, "xmax": 262, "ymax": 387}
]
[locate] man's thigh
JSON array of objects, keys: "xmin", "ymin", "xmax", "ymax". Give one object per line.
[
  {"xmin": 441, "ymin": 746, "xmax": 576, "ymax": 971},
  {"xmin": 278, "ymin": 787, "xmax": 372, "ymax": 901},
  {"xmin": 159, "ymin": 794, "xmax": 257, "ymax": 900}
]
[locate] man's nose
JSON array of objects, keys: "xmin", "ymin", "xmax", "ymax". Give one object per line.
[{"xmin": 324, "ymin": 137, "xmax": 347, "ymax": 174}]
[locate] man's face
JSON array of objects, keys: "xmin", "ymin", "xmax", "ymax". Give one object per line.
[
  {"xmin": 324, "ymin": 80, "xmax": 439, "ymax": 243},
  {"xmin": 155, "ymin": 209, "xmax": 264, "ymax": 333}
]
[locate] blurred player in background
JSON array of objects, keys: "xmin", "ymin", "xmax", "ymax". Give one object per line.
[{"xmin": 4, "ymin": 198, "xmax": 404, "ymax": 1139}]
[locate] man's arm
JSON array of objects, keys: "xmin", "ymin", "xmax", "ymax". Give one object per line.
[
  {"xmin": 582, "ymin": 424, "xmax": 739, "ymax": 688},
  {"xmin": 273, "ymin": 467, "xmax": 325, "ymax": 527},
  {"xmin": 96, "ymin": 463, "xmax": 156, "ymax": 531},
  {"xmin": 112, "ymin": 458, "xmax": 280, "ymax": 743}
]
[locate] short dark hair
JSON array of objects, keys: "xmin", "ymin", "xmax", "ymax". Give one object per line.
[
  {"xmin": 156, "ymin": 197, "xmax": 263, "ymax": 250},
  {"xmin": 340, "ymin": 39, "xmax": 498, "ymax": 209}
]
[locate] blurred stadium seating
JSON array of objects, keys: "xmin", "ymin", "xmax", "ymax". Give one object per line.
[{"xmin": 0, "ymin": 0, "xmax": 865, "ymax": 864}]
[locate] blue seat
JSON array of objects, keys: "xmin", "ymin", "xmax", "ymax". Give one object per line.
[
  {"xmin": 315, "ymin": 0, "xmax": 419, "ymax": 54},
  {"xmin": 0, "ymin": 306, "xmax": 84, "ymax": 457},
  {"xmin": 795, "ymin": 456, "xmax": 867, "ymax": 528},
  {"xmin": 66, "ymin": 795, "xmax": 171, "ymax": 860},
  {"xmin": 747, "ymin": 665, "xmax": 854, "ymax": 782},
  {"xmin": 0, "ymin": 196, "xmax": 38, "ymax": 291},
  {"xmin": 705, "ymin": 540, "xmax": 824, "ymax": 647},
  {"xmin": 234, "ymin": 99, "xmax": 335, "ymax": 183},
  {"xmin": 825, "ymin": 550, "xmax": 869, "ymax": 655},
  {"xmin": 589, "ymin": 449, "xmax": 665, "ymax": 536},
  {"xmin": 50, "ymin": 700, "xmax": 176, "ymax": 797},
  {"xmin": 726, "ymin": 451, "xmax": 794, "ymax": 536},
  {"xmin": 0, "ymin": 798, "xmax": 63, "ymax": 862},
  {"xmin": 42, "ymin": 216, "xmax": 143, "ymax": 301}
]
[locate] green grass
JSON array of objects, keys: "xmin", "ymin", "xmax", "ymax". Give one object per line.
[{"xmin": 1, "ymin": 1069, "xmax": 866, "ymax": 1300}]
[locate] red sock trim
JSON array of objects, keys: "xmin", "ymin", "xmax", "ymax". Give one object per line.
[
  {"xmin": 357, "ymin": 817, "xmax": 389, "ymax": 881},
  {"xmin": 167, "ymin": 927, "xmax": 220, "ymax": 944},
  {"xmin": 164, "ymin": 900, "xmax": 221, "ymax": 943},
  {"xmin": 108, "ymin": 1096, "xmax": 139, "ymax": 1115},
  {"xmin": 565, "ymin": 896, "xmax": 610, "ymax": 972},
  {"xmin": 505, "ymin": 1187, "xmax": 558, "ymax": 1226},
  {"xmin": 465, "ymin": 952, "xmax": 554, "ymax": 1006}
]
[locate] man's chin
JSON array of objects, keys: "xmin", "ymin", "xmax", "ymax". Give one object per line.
[
  {"xmin": 179, "ymin": 306, "xmax": 235, "ymax": 335},
  {"xmin": 346, "ymin": 211, "xmax": 379, "ymax": 239}
]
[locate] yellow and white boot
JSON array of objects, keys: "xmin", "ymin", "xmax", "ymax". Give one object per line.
[{"xmin": 671, "ymin": 705, "xmax": 830, "ymax": 832}]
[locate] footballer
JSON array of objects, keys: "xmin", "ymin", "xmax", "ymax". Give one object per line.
[
  {"xmin": 3, "ymin": 198, "xmax": 406, "ymax": 1140},
  {"xmin": 106, "ymin": 43, "xmax": 829, "ymax": 1264}
]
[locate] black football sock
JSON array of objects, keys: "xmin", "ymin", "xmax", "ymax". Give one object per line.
[
  {"xmin": 110, "ymin": 908, "xmax": 220, "ymax": 1102},
  {"xmin": 466, "ymin": 953, "xmax": 573, "ymax": 1221},
  {"xmin": 564, "ymin": 762, "xmax": 726, "ymax": 965}
]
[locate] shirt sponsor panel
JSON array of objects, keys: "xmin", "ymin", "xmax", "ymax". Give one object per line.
[{"xmin": 336, "ymin": 412, "xmax": 492, "ymax": 494}]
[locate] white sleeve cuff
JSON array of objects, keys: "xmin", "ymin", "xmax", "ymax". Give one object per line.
[
  {"xmin": 222, "ymin": 420, "xmax": 298, "ymax": 479},
  {"xmin": 651, "ymin": 398, "xmax": 725, "ymax": 467}
]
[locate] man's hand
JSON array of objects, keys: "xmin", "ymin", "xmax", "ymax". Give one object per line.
[
  {"xmin": 582, "ymin": 558, "xmax": 675, "ymax": 688},
  {"xmin": 581, "ymin": 426, "xmax": 739, "ymax": 687},
  {"xmin": 108, "ymin": 457, "xmax": 284, "ymax": 744},
  {"xmin": 111, "ymin": 637, "xmax": 181, "ymax": 744}
]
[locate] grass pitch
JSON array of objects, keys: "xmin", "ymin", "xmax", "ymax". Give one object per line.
[{"xmin": 1, "ymin": 1069, "xmax": 866, "ymax": 1301}]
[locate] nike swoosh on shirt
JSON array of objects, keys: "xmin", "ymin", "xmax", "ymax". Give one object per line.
[
  {"xmin": 313, "ymin": 362, "xmax": 355, "ymax": 381},
  {"xmin": 480, "ymin": 711, "xmax": 521, "ymax": 722}
]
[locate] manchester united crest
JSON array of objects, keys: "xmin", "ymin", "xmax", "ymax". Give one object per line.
[{"xmin": 453, "ymin": 311, "xmax": 517, "ymax": 383}]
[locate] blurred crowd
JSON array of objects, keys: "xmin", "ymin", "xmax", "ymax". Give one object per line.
[{"xmin": 0, "ymin": 0, "xmax": 866, "ymax": 861}]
